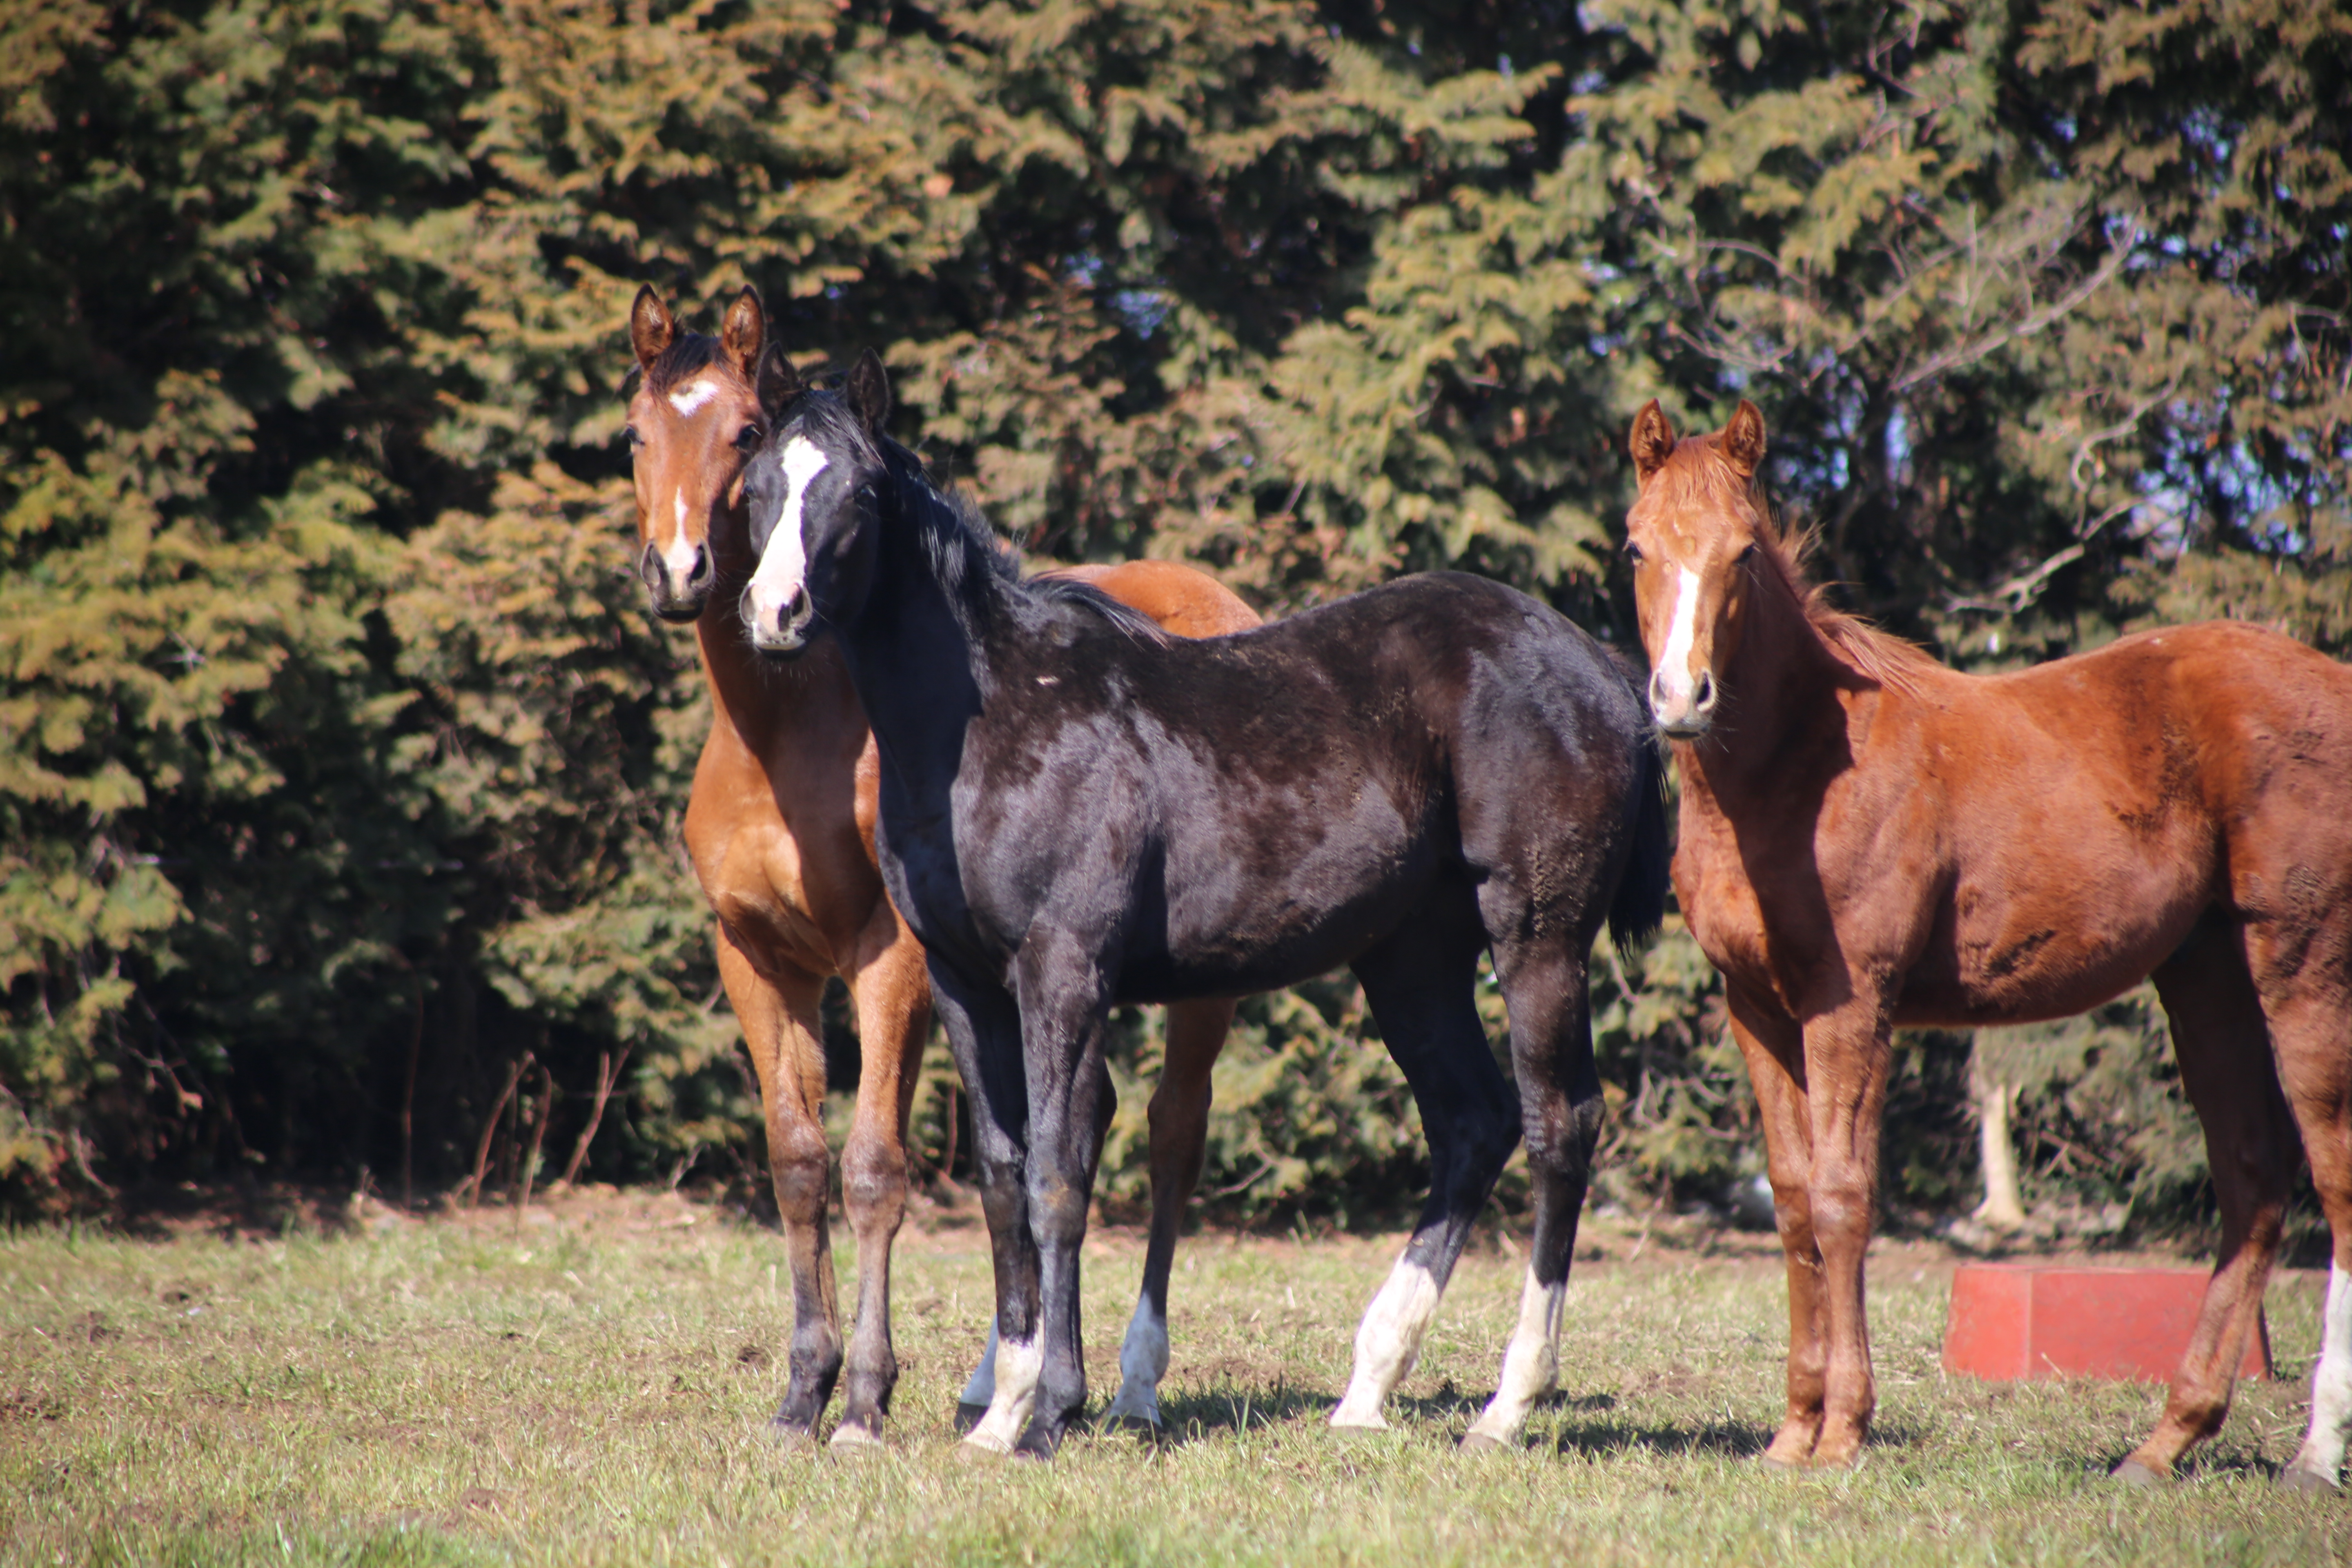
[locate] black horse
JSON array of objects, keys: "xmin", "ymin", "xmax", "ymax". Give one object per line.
[{"xmin": 739, "ymin": 350, "xmax": 1669, "ymax": 1459}]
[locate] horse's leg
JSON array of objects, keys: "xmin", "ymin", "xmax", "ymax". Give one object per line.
[
  {"xmin": 718, "ymin": 924, "xmax": 840, "ymax": 1441},
  {"xmin": 1331, "ymin": 923, "xmax": 1519, "ymax": 1431},
  {"xmin": 1729, "ymin": 989, "xmax": 1827, "ymax": 1467},
  {"xmin": 2274, "ymin": 988, "xmax": 2352, "ymax": 1492},
  {"xmin": 1006, "ymin": 931, "xmax": 1119, "ymax": 1459},
  {"xmin": 1461, "ymin": 937, "xmax": 1599, "ymax": 1451},
  {"xmin": 1797, "ymin": 1000, "xmax": 1892, "ymax": 1468},
  {"xmin": 1102, "ymin": 997, "xmax": 1232, "ymax": 1432},
  {"xmin": 959, "ymin": 1031, "xmax": 1120, "ymax": 1434},
  {"xmin": 933, "ymin": 960, "xmax": 1041, "ymax": 1459},
  {"xmin": 829, "ymin": 908, "xmax": 933, "ymax": 1448},
  {"xmin": 2117, "ymin": 924, "xmax": 2298, "ymax": 1482}
]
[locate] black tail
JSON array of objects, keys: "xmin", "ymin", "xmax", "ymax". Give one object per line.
[{"xmin": 1607, "ymin": 733, "xmax": 1671, "ymax": 956}]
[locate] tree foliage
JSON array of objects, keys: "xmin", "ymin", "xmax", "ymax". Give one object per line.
[{"xmin": 4, "ymin": 0, "xmax": 2345, "ymax": 1232}]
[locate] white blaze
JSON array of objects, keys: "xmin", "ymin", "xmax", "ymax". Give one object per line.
[
  {"xmin": 1653, "ymin": 565, "xmax": 1704, "ymax": 712},
  {"xmin": 2286, "ymin": 1262, "xmax": 2352, "ymax": 1487},
  {"xmin": 666, "ymin": 379, "xmax": 718, "ymax": 416},
  {"xmin": 659, "ymin": 488, "xmax": 700, "ymax": 586},
  {"xmin": 744, "ymin": 435, "xmax": 828, "ymax": 634},
  {"xmin": 1330, "ymin": 1256, "xmax": 1443, "ymax": 1429},
  {"xmin": 962, "ymin": 1331, "xmax": 1043, "ymax": 1456}
]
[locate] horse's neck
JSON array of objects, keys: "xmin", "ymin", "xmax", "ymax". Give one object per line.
[
  {"xmin": 1690, "ymin": 576, "xmax": 1860, "ymax": 803},
  {"xmin": 836, "ymin": 475, "xmax": 996, "ymax": 794},
  {"xmin": 693, "ymin": 557, "xmax": 860, "ymax": 753}
]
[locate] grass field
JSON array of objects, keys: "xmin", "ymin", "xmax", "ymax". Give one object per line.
[{"xmin": 1, "ymin": 1188, "xmax": 2342, "ymax": 1566}]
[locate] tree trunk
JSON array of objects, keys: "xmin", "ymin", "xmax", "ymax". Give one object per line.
[{"xmin": 1971, "ymin": 1041, "xmax": 2026, "ymax": 1230}]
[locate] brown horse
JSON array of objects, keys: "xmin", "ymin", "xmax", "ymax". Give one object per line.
[
  {"xmin": 624, "ymin": 286, "xmax": 1256, "ymax": 1446},
  {"xmin": 1622, "ymin": 398, "xmax": 2352, "ymax": 1490}
]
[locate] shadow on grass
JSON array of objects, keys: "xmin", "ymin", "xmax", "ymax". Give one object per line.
[
  {"xmin": 1132, "ymin": 1383, "xmax": 1336, "ymax": 1444},
  {"xmin": 1555, "ymin": 1414, "xmax": 1775, "ymax": 1460}
]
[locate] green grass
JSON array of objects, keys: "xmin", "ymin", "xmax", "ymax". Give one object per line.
[{"xmin": 0, "ymin": 1190, "xmax": 2341, "ymax": 1566}]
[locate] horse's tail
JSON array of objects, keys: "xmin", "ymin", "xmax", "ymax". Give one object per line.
[{"xmin": 1607, "ymin": 715, "xmax": 1672, "ymax": 958}]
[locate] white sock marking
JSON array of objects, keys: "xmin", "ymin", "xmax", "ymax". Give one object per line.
[
  {"xmin": 1101, "ymin": 1295, "xmax": 1171, "ymax": 1426},
  {"xmin": 1330, "ymin": 1256, "xmax": 1443, "ymax": 1429},
  {"xmin": 959, "ymin": 1318, "xmax": 999, "ymax": 1408},
  {"xmin": 667, "ymin": 379, "xmax": 718, "ymax": 416},
  {"xmin": 963, "ymin": 1330, "xmax": 1042, "ymax": 1455},
  {"xmin": 1464, "ymin": 1266, "xmax": 1564, "ymax": 1447},
  {"xmin": 1652, "ymin": 565, "xmax": 1703, "ymax": 719},
  {"xmin": 745, "ymin": 435, "xmax": 826, "ymax": 633},
  {"xmin": 2287, "ymin": 1261, "xmax": 2352, "ymax": 1485}
]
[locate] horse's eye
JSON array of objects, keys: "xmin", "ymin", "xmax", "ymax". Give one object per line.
[
  {"xmin": 623, "ymin": 424, "xmax": 644, "ymax": 449},
  {"xmin": 1735, "ymin": 543, "xmax": 1758, "ymax": 566},
  {"xmin": 1624, "ymin": 541, "xmax": 1646, "ymax": 564},
  {"xmin": 734, "ymin": 424, "xmax": 762, "ymax": 453}
]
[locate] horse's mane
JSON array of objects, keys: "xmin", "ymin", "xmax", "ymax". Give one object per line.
[
  {"xmin": 863, "ymin": 417, "xmax": 1171, "ymax": 649},
  {"xmin": 1661, "ymin": 434, "xmax": 1933, "ymax": 697}
]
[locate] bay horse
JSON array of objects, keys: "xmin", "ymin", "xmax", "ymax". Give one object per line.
[
  {"xmin": 623, "ymin": 287, "xmax": 1256, "ymax": 1446},
  {"xmin": 736, "ymin": 350, "xmax": 1670, "ymax": 1458},
  {"xmin": 1623, "ymin": 398, "xmax": 2352, "ymax": 1490}
]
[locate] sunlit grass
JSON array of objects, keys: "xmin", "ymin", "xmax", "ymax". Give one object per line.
[{"xmin": 0, "ymin": 1192, "xmax": 2340, "ymax": 1566}]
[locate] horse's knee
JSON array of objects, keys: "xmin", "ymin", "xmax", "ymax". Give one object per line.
[
  {"xmin": 768, "ymin": 1122, "xmax": 832, "ymax": 1218},
  {"xmin": 840, "ymin": 1134, "xmax": 909, "ymax": 1221},
  {"xmin": 1025, "ymin": 1164, "xmax": 1093, "ymax": 1247},
  {"xmin": 1807, "ymin": 1170, "xmax": 1874, "ymax": 1243}
]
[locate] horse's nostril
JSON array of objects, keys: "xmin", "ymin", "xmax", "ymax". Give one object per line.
[
  {"xmin": 1693, "ymin": 670, "xmax": 1717, "ymax": 710},
  {"xmin": 686, "ymin": 545, "xmax": 713, "ymax": 591},
  {"xmin": 1647, "ymin": 671, "xmax": 1668, "ymax": 709},
  {"xmin": 639, "ymin": 543, "xmax": 666, "ymax": 592}
]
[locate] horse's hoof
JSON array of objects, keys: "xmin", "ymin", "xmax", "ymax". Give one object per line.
[
  {"xmin": 1458, "ymin": 1428, "xmax": 1510, "ymax": 1455},
  {"xmin": 955, "ymin": 1433, "xmax": 1012, "ymax": 1465},
  {"xmin": 829, "ymin": 1420, "xmax": 885, "ymax": 1456},
  {"xmin": 952, "ymin": 1401, "xmax": 990, "ymax": 1437},
  {"xmin": 1756, "ymin": 1451, "xmax": 1802, "ymax": 1473},
  {"xmin": 2277, "ymin": 1465, "xmax": 2340, "ymax": 1496},
  {"xmin": 1101, "ymin": 1413, "xmax": 1165, "ymax": 1443},
  {"xmin": 766, "ymin": 1419, "xmax": 820, "ymax": 1451},
  {"xmin": 2110, "ymin": 1458, "xmax": 2167, "ymax": 1488},
  {"xmin": 1012, "ymin": 1423, "xmax": 1062, "ymax": 1462}
]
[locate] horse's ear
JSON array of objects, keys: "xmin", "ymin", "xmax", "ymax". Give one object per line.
[
  {"xmin": 846, "ymin": 347, "xmax": 891, "ymax": 436},
  {"xmin": 630, "ymin": 285, "xmax": 676, "ymax": 372},
  {"xmin": 757, "ymin": 346, "xmax": 804, "ymax": 417},
  {"xmin": 1722, "ymin": 399, "xmax": 1767, "ymax": 477},
  {"xmin": 719, "ymin": 285, "xmax": 765, "ymax": 381},
  {"xmin": 1629, "ymin": 400, "xmax": 1677, "ymax": 483}
]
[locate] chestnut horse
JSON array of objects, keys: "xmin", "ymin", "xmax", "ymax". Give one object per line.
[
  {"xmin": 624, "ymin": 287, "xmax": 1256, "ymax": 1446},
  {"xmin": 1623, "ymin": 398, "xmax": 2352, "ymax": 1490}
]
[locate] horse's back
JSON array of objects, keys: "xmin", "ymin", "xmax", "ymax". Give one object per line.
[{"xmin": 1044, "ymin": 560, "xmax": 1261, "ymax": 639}]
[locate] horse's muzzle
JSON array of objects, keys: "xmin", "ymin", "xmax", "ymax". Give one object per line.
[
  {"xmin": 744, "ymin": 584, "xmax": 815, "ymax": 657},
  {"xmin": 641, "ymin": 541, "xmax": 713, "ymax": 622},
  {"xmin": 1648, "ymin": 667, "xmax": 1718, "ymax": 739}
]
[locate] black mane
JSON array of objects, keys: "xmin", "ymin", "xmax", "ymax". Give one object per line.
[{"xmin": 865, "ymin": 421, "xmax": 1171, "ymax": 650}]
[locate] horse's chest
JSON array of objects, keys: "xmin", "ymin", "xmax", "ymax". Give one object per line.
[{"xmin": 1673, "ymin": 820, "xmax": 1856, "ymax": 1013}]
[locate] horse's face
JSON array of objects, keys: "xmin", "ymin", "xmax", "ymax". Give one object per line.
[
  {"xmin": 1624, "ymin": 399, "xmax": 1770, "ymax": 739},
  {"xmin": 739, "ymin": 350, "xmax": 891, "ymax": 658},
  {"xmin": 623, "ymin": 285, "xmax": 773, "ymax": 622}
]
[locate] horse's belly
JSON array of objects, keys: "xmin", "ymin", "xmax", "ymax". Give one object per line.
[{"xmin": 1898, "ymin": 891, "xmax": 2205, "ymax": 1027}]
